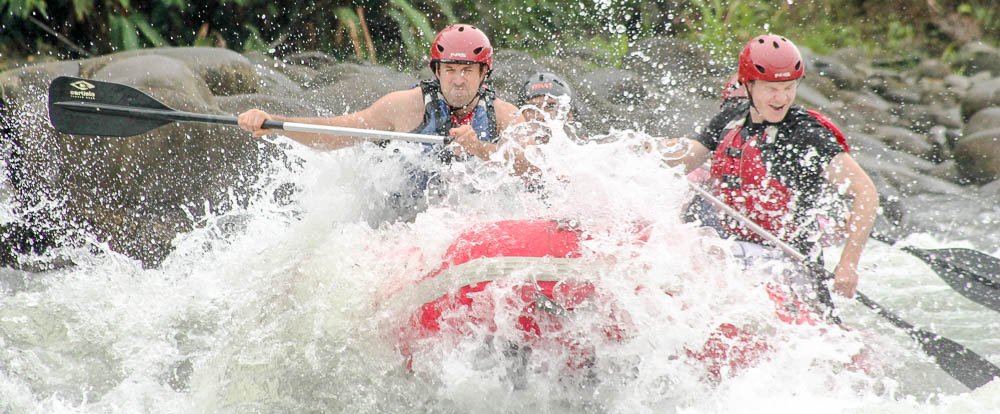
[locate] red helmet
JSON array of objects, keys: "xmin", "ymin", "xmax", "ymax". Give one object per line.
[
  {"xmin": 737, "ymin": 34, "xmax": 804, "ymax": 84},
  {"xmin": 720, "ymin": 73, "xmax": 748, "ymax": 102},
  {"xmin": 429, "ymin": 24, "xmax": 494, "ymax": 72}
]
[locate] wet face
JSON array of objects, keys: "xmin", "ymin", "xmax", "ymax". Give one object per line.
[
  {"xmin": 523, "ymin": 95, "xmax": 572, "ymax": 122},
  {"xmin": 746, "ymin": 79, "xmax": 798, "ymax": 123},
  {"xmin": 435, "ymin": 62, "xmax": 486, "ymax": 108}
]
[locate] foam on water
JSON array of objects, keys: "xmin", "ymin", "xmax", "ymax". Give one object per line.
[{"xmin": 1, "ymin": 124, "xmax": 998, "ymax": 413}]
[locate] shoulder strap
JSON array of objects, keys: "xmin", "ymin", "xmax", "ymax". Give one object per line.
[
  {"xmin": 806, "ymin": 109, "xmax": 849, "ymax": 152},
  {"xmin": 480, "ymin": 86, "xmax": 499, "ymax": 138}
]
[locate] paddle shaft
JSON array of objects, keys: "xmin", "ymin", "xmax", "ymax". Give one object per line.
[
  {"xmin": 689, "ymin": 185, "xmax": 841, "ymax": 323},
  {"xmin": 689, "ymin": 184, "xmax": 1000, "ymax": 389},
  {"xmin": 52, "ymin": 100, "xmax": 448, "ymax": 145}
]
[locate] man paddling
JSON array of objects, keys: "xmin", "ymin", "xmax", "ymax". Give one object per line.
[
  {"xmin": 657, "ymin": 34, "xmax": 879, "ymax": 298},
  {"xmin": 237, "ymin": 24, "xmax": 527, "ymax": 171}
]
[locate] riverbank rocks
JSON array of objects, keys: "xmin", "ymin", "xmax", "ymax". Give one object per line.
[{"xmin": 1, "ymin": 47, "xmax": 277, "ymax": 267}]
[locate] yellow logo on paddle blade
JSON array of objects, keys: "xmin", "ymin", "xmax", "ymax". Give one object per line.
[{"xmin": 69, "ymin": 80, "xmax": 95, "ymax": 91}]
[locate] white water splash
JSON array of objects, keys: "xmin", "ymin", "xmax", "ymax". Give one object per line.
[{"xmin": 0, "ymin": 126, "xmax": 997, "ymax": 413}]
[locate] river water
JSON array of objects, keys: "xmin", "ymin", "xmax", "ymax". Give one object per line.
[{"xmin": 0, "ymin": 126, "xmax": 997, "ymax": 413}]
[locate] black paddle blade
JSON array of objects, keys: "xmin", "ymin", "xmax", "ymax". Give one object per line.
[
  {"xmin": 911, "ymin": 328, "xmax": 1000, "ymax": 390},
  {"xmin": 48, "ymin": 76, "xmax": 174, "ymax": 137},
  {"xmin": 856, "ymin": 292, "xmax": 1000, "ymax": 390},
  {"xmin": 903, "ymin": 247, "xmax": 1000, "ymax": 312}
]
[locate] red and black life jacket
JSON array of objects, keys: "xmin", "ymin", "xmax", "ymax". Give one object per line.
[
  {"xmin": 708, "ymin": 111, "xmax": 850, "ymax": 244},
  {"xmin": 709, "ymin": 118, "xmax": 793, "ymax": 243}
]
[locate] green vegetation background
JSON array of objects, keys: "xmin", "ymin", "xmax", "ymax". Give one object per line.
[{"xmin": 1, "ymin": 0, "xmax": 998, "ymax": 70}]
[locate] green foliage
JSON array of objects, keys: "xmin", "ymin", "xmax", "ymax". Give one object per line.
[{"xmin": 1, "ymin": 0, "xmax": 998, "ymax": 66}]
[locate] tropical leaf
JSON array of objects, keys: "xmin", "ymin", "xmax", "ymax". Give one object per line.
[
  {"xmin": 3, "ymin": 0, "xmax": 48, "ymax": 19},
  {"xmin": 109, "ymin": 14, "xmax": 141, "ymax": 50},
  {"xmin": 387, "ymin": 8, "xmax": 421, "ymax": 62},
  {"xmin": 70, "ymin": 0, "xmax": 92, "ymax": 21},
  {"xmin": 132, "ymin": 15, "xmax": 167, "ymax": 47},
  {"xmin": 431, "ymin": 0, "xmax": 458, "ymax": 23},
  {"xmin": 389, "ymin": 0, "xmax": 435, "ymax": 46},
  {"xmin": 242, "ymin": 24, "xmax": 269, "ymax": 53}
]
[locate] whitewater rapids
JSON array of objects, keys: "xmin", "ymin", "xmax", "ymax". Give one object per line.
[{"xmin": 1, "ymin": 124, "xmax": 998, "ymax": 413}]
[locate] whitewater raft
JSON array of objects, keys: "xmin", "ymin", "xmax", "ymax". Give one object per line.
[{"xmin": 393, "ymin": 219, "xmax": 838, "ymax": 381}]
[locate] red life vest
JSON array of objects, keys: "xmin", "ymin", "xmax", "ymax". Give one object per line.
[
  {"xmin": 806, "ymin": 109, "xmax": 849, "ymax": 152},
  {"xmin": 708, "ymin": 119, "xmax": 795, "ymax": 243}
]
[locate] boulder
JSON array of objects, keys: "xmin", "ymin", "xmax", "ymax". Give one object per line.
[
  {"xmin": 80, "ymin": 47, "xmax": 262, "ymax": 96},
  {"xmin": 954, "ymin": 127, "xmax": 1000, "ymax": 183},
  {"xmin": 307, "ymin": 63, "xmax": 418, "ymax": 115},
  {"xmin": 914, "ymin": 58, "xmax": 952, "ymax": 79},
  {"xmin": 965, "ymin": 107, "xmax": 1000, "ymax": 136},
  {"xmin": 872, "ymin": 125, "xmax": 935, "ymax": 159},
  {"xmin": 576, "ymin": 68, "xmax": 646, "ymax": 105},
  {"xmin": 961, "ymin": 77, "xmax": 1000, "ymax": 119},
  {"xmin": 2, "ymin": 51, "xmax": 275, "ymax": 267},
  {"xmin": 955, "ymin": 41, "xmax": 1000, "ymax": 77},
  {"xmin": 488, "ymin": 49, "xmax": 546, "ymax": 103},
  {"xmin": 811, "ymin": 55, "xmax": 865, "ymax": 90}
]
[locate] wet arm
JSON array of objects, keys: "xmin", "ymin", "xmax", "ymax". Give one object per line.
[
  {"xmin": 651, "ymin": 138, "xmax": 712, "ymax": 172},
  {"xmin": 825, "ymin": 152, "xmax": 879, "ymax": 296}
]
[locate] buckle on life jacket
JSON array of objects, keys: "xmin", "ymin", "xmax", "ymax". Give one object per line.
[
  {"xmin": 721, "ymin": 174, "xmax": 742, "ymax": 189},
  {"xmin": 726, "ymin": 147, "xmax": 742, "ymax": 158}
]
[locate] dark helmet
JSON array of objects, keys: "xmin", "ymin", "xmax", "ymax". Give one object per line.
[
  {"xmin": 518, "ymin": 72, "xmax": 572, "ymax": 106},
  {"xmin": 429, "ymin": 24, "xmax": 494, "ymax": 73},
  {"xmin": 737, "ymin": 34, "xmax": 805, "ymax": 85},
  {"xmin": 720, "ymin": 73, "xmax": 748, "ymax": 102}
]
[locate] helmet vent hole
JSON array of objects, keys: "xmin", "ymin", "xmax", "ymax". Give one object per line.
[
  {"xmin": 436, "ymin": 44, "xmax": 444, "ymax": 52},
  {"xmin": 757, "ymin": 38, "xmax": 765, "ymax": 44},
  {"xmin": 755, "ymin": 64, "xmax": 766, "ymax": 74},
  {"xmin": 795, "ymin": 61, "xmax": 801, "ymax": 70},
  {"xmin": 772, "ymin": 41, "xmax": 780, "ymax": 49},
  {"xmin": 474, "ymin": 47, "xmax": 483, "ymax": 54},
  {"xmin": 458, "ymin": 26, "xmax": 465, "ymax": 31}
]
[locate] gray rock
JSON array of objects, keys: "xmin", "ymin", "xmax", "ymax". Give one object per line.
[
  {"xmin": 811, "ymin": 55, "xmax": 865, "ymax": 90},
  {"xmin": 2, "ymin": 51, "xmax": 277, "ymax": 267},
  {"xmin": 307, "ymin": 63, "xmax": 418, "ymax": 115},
  {"xmin": 868, "ymin": 75, "xmax": 922, "ymax": 104},
  {"xmin": 624, "ymin": 36, "xmax": 720, "ymax": 77},
  {"xmin": 576, "ymin": 68, "xmax": 646, "ymax": 105},
  {"xmin": 855, "ymin": 152, "xmax": 964, "ymax": 196},
  {"xmin": 794, "ymin": 83, "xmax": 834, "ymax": 110},
  {"xmin": 918, "ymin": 78, "xmax": 961, "ymax": 107},
  {"xmin": 944, "ymin": 73, "xmax": 971, "ymax": 91},
  {"xmin": 965, "ymin": 107, "xmax": 1000, "ymax": 136},
  {"xmin": 928, "ymin": 125, "xmax": 953, "ymax": 162},
  {"xmin": 914, "ymin": 59, "xmax": 952, "ymax": 79},
  {"xmin": 954, "ymin": 127, "xmax": 1000, "ymax": 183},
  {"xmin": 891, "ymin": 104, "xmax": 939, "ymax": 134},
  {"xmin": 955, "ymin": 41, "xmax": 1000, "ymax": 76},
  {"xmin": 872, "ymin": 125, "xmax": 936, "ymax": 160},
  {"xmin": 282, "ymin": 51, "xmax": 338, "ymax": 70},
  {"xmin": 80, "ymin": 47, "xmax": 263, "ymax": 96},
  {"xmin": 828, "ymin": 91, "xmax": 896, "ymax": 132},
  {"xmin": 215, "ymin": 94, "xmax": 322, "ymax": 118},
  {"xmin": 926, "ymin": 159, "xmax": 962, "ymax": 183},
  {"xmin": 489, "ymin": 49, "xmax": 545, "ymax": 103},
  {"xmin": 961, "ymin": 77, "xmax": 1000, "ymax": 119}
]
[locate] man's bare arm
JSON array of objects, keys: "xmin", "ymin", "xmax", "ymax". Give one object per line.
[
  {"xmin": 652, "ymin": 138, "xmax": 712, "ymax": 172},
  {"xmin": 237, "ymin": 88, "xmax": 421, "ymax": 151},
  {"xmin": 824, "ymin": 152, "xmax": 879, "ymax": 297}
]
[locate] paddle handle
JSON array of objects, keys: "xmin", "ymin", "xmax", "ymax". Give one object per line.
[{"xmin": 53, "ymin": 101, "xmax": 447, "ymax": 145}]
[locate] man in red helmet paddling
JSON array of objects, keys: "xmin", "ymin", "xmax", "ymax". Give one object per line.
[
  {"xmin": 657, "ymin": 35, "xmax": 879, "ymax": 298},
  {"xmin": 237, "ymin": 24, "xmax": 527, "ymax": 172}
]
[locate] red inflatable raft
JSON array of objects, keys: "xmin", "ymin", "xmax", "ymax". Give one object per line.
[{"xmin": 395, "ymin": 219, "xmax": 825, "ymax": 380}]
